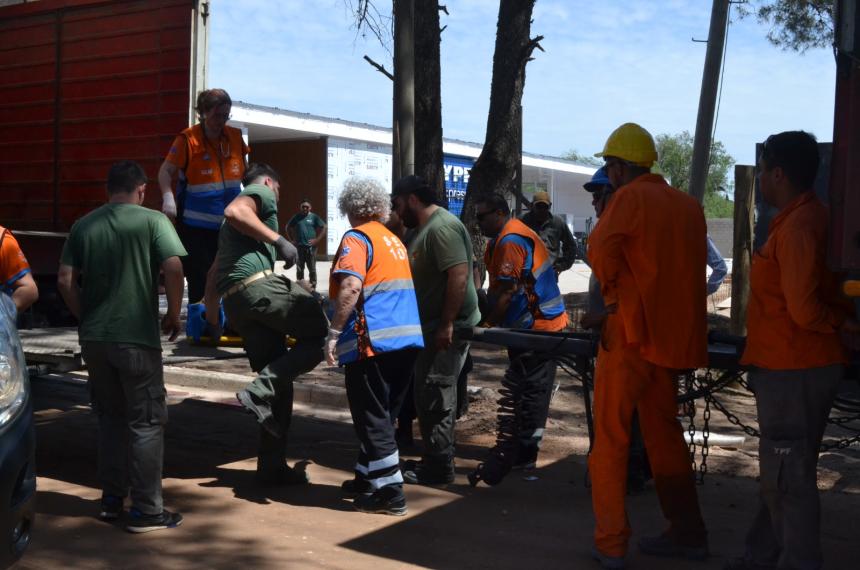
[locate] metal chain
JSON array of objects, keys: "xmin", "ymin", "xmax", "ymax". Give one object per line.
[
  {"xmin": 685, "ymin": 372, "xmax": 698, "ymax": 473},
  {"xmin": 704, "ymin": 391, "xmax": 761, "ymax": 438},
  {"xmin": 698, "ymin": 372, "xmax": 712, "ymax": 484}
]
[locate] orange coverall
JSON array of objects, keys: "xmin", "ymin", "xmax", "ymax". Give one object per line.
[
  {"xmin": 587, "ymin": 173, "xmax": 708, "ymax": 557},
  {"xmin": 741, "ymin": 191, "xmax": 849, "ymax": 370}
]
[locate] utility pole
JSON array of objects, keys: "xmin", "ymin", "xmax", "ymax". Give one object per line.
[
  {"xmin": 392, "ymin": 0, "xmax": 415, "ymax": 182},
  {"xmin": 689, "ymin": 0, "xmax": 729, "ymax": 204}
]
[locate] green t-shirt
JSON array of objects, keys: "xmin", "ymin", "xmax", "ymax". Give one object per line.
[
  {"xmin": 60, "ymin": 203, "xmax": 187, "ymax": 349},
  {"xmin": 287, "ymin": 211, "xmax": 325, "ymax": 246},
  {"xmin": 215, "ymin": 184, "xmax": 279, "ymax": 293},
  {"xmin": 408, "ymin": 207, "xmax": 481, "ymax": 339}
]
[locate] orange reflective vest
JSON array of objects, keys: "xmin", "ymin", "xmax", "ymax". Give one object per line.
[
  {"xmin": 176, "ymin": 124, "xmax": 246, "ymax": 230},
  {"xmin": 330, "ymin": 221, "xmax": 424, "ymax": 364},
  {"xmin": 485, "ymin": 218, "xmax": 566, "ymax": 330}
]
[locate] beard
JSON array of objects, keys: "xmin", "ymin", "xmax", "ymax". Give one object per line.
[{"xmin": 401, "ymin": 206, "xmax": 420, "ymax": 229}]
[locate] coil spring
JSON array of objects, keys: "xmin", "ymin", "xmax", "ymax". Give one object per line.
[{"xmin": 468, "ymin": 369, "xmax": 521, "ymax": 487}]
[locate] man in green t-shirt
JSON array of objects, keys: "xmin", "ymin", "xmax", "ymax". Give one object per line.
[
  {"xmin": 57, "ymin": 161, "xmax": 187, "ymax": 533},
  {"xmin": 286, "ymin": 199, "xmax": 326, "ymax": 289},
  {"xmin": 391, "ymin": 175, "xmax": 480, "ymax": 485},
  {"xmin": 204, "ymin": 163, "xmax": 327, "ymax": 486}
]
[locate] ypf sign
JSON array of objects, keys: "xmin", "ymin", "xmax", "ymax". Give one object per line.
[{"xmin": 444, "ymin": 155, "xmax": 474, "ymax": 217}]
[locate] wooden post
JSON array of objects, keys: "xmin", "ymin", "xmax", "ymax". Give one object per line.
[{"xmin": 731, "ymin": 165, "xmax": 755, "ymax": 335}]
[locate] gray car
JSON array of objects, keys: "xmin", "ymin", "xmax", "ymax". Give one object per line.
[{"xmin": 0, "ymin": 294, "xmax": 36, "ymax": 565}]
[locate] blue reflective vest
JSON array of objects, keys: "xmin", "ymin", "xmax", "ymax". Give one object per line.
[{"xmin": 330, "ymin": 221, "xmax": 424, "ymax": 364}]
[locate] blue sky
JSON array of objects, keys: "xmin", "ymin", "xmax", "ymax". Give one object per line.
[{"xmin": 209, "ymin": 0, "xmax": 836, "ymax": 171}]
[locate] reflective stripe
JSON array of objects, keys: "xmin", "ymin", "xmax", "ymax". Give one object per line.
[
  {"xmin": 336, "ymin": 338, "xmax": 358, "ymax": 357},
  {"xmin": 533, "ymin": 259, "xmax": 553, "ymax": 279},
  {"xmin": 186, "ymin": 180, "xmax": 243, "ymax": 194},
  {"xmin": 368, "ymin": 324, "xmax": 424, "ymax": 343},
  {"xmin": 370, "ymin": 471, "xmax": 403, "ymax": 489},
  {"xmin": 183, "ymin": 210, "xmax": 224, "ymax": 225},
  {"xmin": 364, "ymin": 279, "xmax": 415, "ymax": 297},
  {"xmin": 368, "ymin": 450, "xmax": 399, "ymax": 472},
  {"xmin": 539, "ymin": 294, "xmax": 564, "ymax": 313}
]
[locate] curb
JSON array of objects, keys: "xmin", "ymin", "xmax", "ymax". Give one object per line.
[{"xmin": 162, "ymin": 366, "xmax": 350, "ymax": 409}]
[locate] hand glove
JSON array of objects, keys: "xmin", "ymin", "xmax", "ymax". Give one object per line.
[
  {"xmin": 325, "ymin": 327, "xmax": 341, "ymax": 366},
  {"xmin": 162, "ymin": 192, "xmax": 177, "ymax": 218},
  {"xmin": 274, "ymin": 236, "xmax": 298, "ymax": 268}
]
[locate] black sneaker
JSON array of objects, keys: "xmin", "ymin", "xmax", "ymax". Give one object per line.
[
  {"xmin": 99, "ymin": 495, "xmax": 123, "ymax": 521},
  {"xmin": 353, "ymin": 485, "xmax": 407, "ymax": 516},
  {"xmin": 402, "ymin": 461, "xmax": 455, "ymax": 485},
  {"xmin": 126, "ymin": 509, "xmax": 183, "ymax": 534},
  {"xmin": 256, "ymin": 464, "xmax": 309, "ymax": 486},
  {"xmin": 341, "ymin": 477, "xmax": 373, "ymax": 496},
  {"xmin": 236, "ymin": 390, "xmax": 282, "ymax": 438},
  {"xmin": 638, "ymin": 534, "xmax": 709, "ymax": 561}
]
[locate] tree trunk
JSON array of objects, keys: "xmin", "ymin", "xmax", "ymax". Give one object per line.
[
  {"xmin": 730, "ymin": 165, "xmax": 755, "ymax": 336},
  {"xmin": 461, "ymin": 0, "xmax": 542, "ymax": 267},
  {"xmin": 413, "ymin": 0, "xmax": 446, "ymax": 206},
  {"xmin": 393, "ymin": 0, "xmax": 415, "ymax": 180}
]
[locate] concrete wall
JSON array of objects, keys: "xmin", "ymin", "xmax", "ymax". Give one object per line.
[{"xmin": 707, "ymin": 218, "xmax": 734, "ymax": 258}]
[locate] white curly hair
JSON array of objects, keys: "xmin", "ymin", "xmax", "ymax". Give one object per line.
[{"xmin": 338, "ymin": 176, "xmax": 390, "ymax": 224}]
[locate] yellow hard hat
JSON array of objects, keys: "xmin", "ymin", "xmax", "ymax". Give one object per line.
[{"xmin": 594, "ymin": 122, "xmax": 658, "ymax": 167}]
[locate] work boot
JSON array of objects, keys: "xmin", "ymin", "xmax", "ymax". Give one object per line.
[
  {"xmin": 638, "ymin": 534, "xmax": 709, "ymax": 561},
  {"xmin": 353, "ymin": 485, "xmax": 407, "ymax": 516},
  {"xmin": 256, "ymin": 463, "xmax": 309, "ymax": 486},
  {"xmin": 591, "ymin": 545, "xmax": 625, "ymax": 569},
  {"xmin": 237, "ymin": 389, "xmax": 282, "ymax": 438},
  {"xmin": 402, "ymin": 459, "xmax": 455, "ymax": 485},
  {"xmin": 341, "ymin": 477, "xmax": 373, "ymax": 496}
]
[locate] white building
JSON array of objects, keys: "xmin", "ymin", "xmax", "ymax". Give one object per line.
[{"xmin": 230, "ymin": 102, "xmax": 597, "ymax": 256}]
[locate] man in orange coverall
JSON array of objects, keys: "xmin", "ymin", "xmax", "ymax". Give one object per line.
[
  {"xmin": 587, "ymin": 123, "xmax": 709, "ymax": 568},
  {"xmin": 726, "ymin": 131, "xmax": 860, "ymax": 570}
]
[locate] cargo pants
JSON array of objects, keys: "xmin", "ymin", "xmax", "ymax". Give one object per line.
[
  {"xmin": 413, "ymin": 339, "xmax": 470, "ymax": 470},
  {"xmin": 742, "ymin": 365, "xmax": 843, "ymax": 570},
  {"xmin": 82, "ymin": 341, "xmax": 167, "ymax": 516},
  {"xmin": 222, "ymin": 273, "xmax": 327, "ymax": 474}
]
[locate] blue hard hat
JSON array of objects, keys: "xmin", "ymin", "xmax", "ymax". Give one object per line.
[{"xmin": 583, "ymin": 166, "xmax": 611, "ymax": 193}]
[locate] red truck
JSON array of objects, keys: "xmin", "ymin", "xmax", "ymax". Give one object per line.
[{"xmin": 0, "ymin": 0, "xmax": 206, "ymax": 297}]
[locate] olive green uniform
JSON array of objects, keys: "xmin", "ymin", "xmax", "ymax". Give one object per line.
[{"xmin": 215, "ymin": 185, "xmax": 327, "ymax": 474}]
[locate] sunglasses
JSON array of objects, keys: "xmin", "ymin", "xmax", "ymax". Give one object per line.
[{"xmin": 476, "ymin": 210, "xmax": 496, "ymax": 221}]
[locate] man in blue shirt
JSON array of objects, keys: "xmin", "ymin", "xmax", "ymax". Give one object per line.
[{"xmin": 706, "ymin": 236, "xmax": 728, "ymax": 296}]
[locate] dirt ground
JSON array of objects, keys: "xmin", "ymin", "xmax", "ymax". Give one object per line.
[{"xmin": 18, "ymin": 335, "xmax": 860, "ymax": 570}]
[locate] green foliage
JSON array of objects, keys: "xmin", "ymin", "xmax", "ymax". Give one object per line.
[
  {"xmin": 654, "ymin": 131, "xmax": 736, "ymax": 218},
  {"xmin": 737, "ymin": 0, "xmax": 834, "ymax": 52},
  {"xmin": 562, "ymin": 149, "xmax": 601, "ymax": 167},
  {"xmin": 704, "ymin": 190, "xmax": 735, "ymax": 218}
]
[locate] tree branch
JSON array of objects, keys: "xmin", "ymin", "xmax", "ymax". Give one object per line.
[
  {"xmin": 439, "ymin": 4, "xmax": 449, "ymax": 15},
  {"xmin": 363, "ymin": 55, "xmax": 394, "ymax": 80}
]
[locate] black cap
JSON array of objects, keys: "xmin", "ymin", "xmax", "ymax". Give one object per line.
[{"xmin": 391, "ymin": 175, "xmax": 430, "ymax": 197}]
